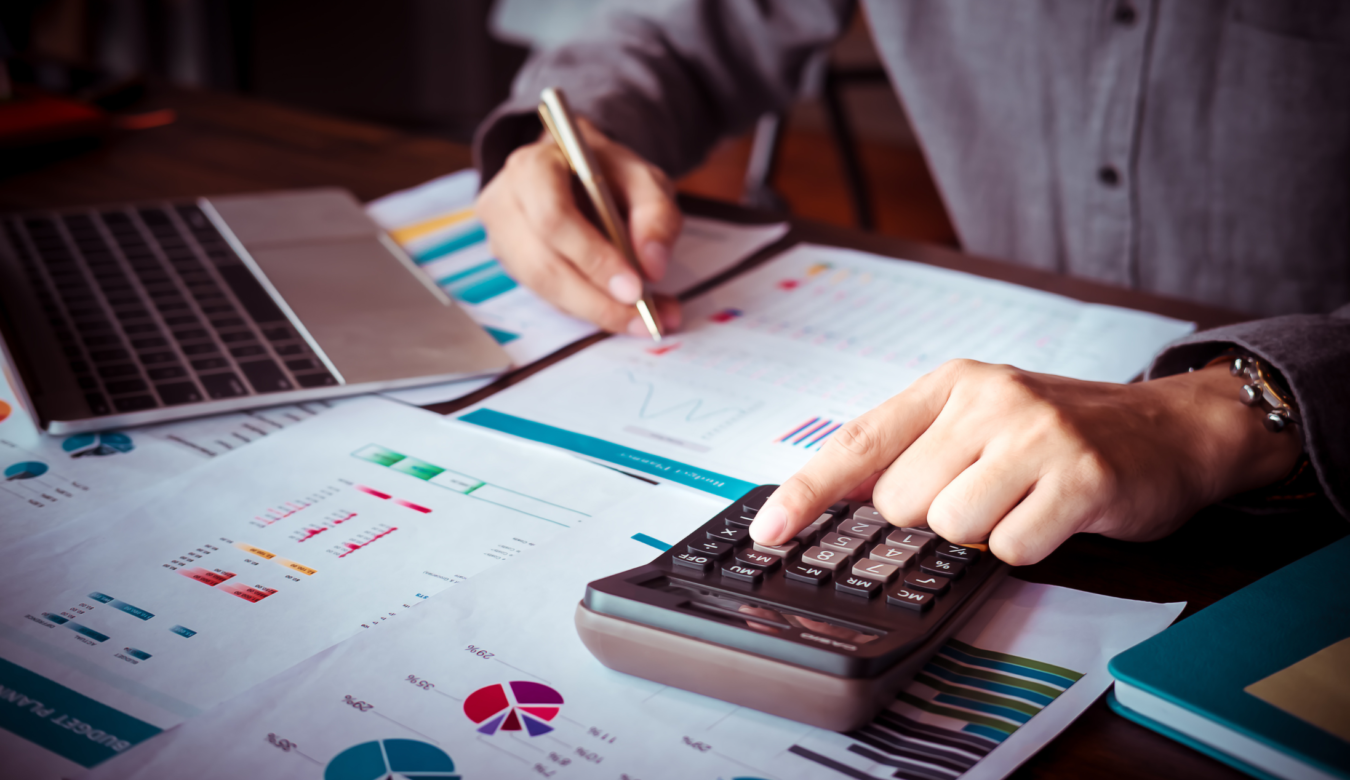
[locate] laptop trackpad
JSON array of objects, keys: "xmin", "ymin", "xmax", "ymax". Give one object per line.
[{"xmin": 248, "ymin": 239, "xmax": 507, "ymax": 385}]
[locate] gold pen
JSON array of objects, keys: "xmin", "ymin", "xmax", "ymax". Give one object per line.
[{"xmin": 538, "ymin": 87, "xmax": 664, "ymax": 341}]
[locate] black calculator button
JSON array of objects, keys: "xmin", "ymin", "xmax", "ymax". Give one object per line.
[
  {"xmin": 673, "ymin": 552, "xmax": 715, "ymax": 572},
  {"xmin": 689, "ymin": 539, "xmax": 734, "ymax": 559},
  {"xmin": 836, "ymin": 518, "xmax": 887, "ymax": 541},
  {"xmin": 828, "ymin": 500, "xmax": 850, "ymax": 517},
  {"xmin": 920, "ymin": 554, "xmax": 965, "ymax": 579},
  {"xmin": 887, "ymin": 587, "xmax": 935, "ymax": 611},
  {"xmin": 784, "ymin": 561, "xmax": 832, "ymax": 585},
  {"xmin": 708, "ymin": 526, "xmax": 748, "ymax": 544},
  {"xmin": 820, "ymin": 532, "xmax": 866, "ymax": 557},
  {"xmin": 903, "ymin": 572, "xmax": 950, "ymax": 595},
  {"xmin": 885, "ymin": 528, "xmax": 935, "ymax": 552},
  {"xmin": 868, "ymin": 545, "xmax": 916, "ymax": 568},
  {"xmin": 752, "ymin": 540, "xmax": 798, "ymax": 557},
  {"xmin": 835, "ymin": 575, "xmax": 883, "ymax": 599},
  {"xmin": 935, "ymin": 543, "xmax": 980, "ymax": 563},
  {"xmin": 793, "ymin": 525, "xmax": 821, "ymax": 547},
  {"xmin": 852, "ymin": 559, "xmax": 900, "ymax": 583},
  {"xmin": 735, "ymin": 550, "xmax": 782, "ymax": 571},
  {"xmin": 852, "ymin": 506, "xmax": 887, "ymax": 525},
  {"xmin": 722, "ymin": 563, "xmax": 764, "ymax": 583},
  {"xmin": 800, "ymin": 545, "xmax": 848, "ymax": 570}
]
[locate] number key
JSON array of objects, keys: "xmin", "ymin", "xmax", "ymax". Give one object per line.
[
  {"xmin": 801, "ymin": 546, "xmax": 847, "ymax": 571},
  {"xmin": 837, "ymin": 519, "xmax": 886, "ymax": 541},
  {"xmin": 885, "ymin": 528, "xmax": 935, "ymax": 553},
  {"xmin": 820, "ymin": 532, "xmax": 865, "ymax": 557}
]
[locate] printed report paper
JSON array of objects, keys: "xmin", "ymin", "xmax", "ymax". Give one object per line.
[
  {"xmin": 86, "ymin": 484, "xmax": 1183, "ymax": 780},
  {"xmin": 458, "ymin": 244, "xmax": 1197, "ymax": 493},
  {"xmin": 0, "ymin": 396, "xmax": 651, "ymax": 778}
]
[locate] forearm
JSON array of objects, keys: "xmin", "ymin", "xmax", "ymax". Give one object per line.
[{"xmin": 475, "ymin": 0, "xmax": 853, "ymax": 182}]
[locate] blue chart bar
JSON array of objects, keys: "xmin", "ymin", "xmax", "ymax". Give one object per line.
[
  {"xmin": 484, "ymin": 327, "xmax": 520, "ymax": 345},
  {"xmin": 412, "ymin": 224, "xmax": 488, "ymax": 264},
  {"xmin": 631, "ymin": 533, "xmax": 671, "ymax": 551},
  {"xmin": 777, "ymin": 417, "xmax": 842, "ymax": 449},
  {"xmin": 437, "ymin": 259, "xmax": 519, "ymax": 305},
  {"xmin": 460, "ymin": 409, "xmax": 756, "ymax": 500}
]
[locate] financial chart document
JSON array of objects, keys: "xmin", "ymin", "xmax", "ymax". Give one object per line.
[
  {"xmin": 0, "ymin": 397, "xmax": 651, "ymax": 778},
  {"xmin": 85, "ymin": 485, "xmax": 1183, "ymax": 780},
  {"xmin": 460, "ymin": 244, "xmax": 1196, "ymax": 492}
]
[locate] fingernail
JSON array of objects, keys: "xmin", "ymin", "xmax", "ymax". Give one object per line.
[
  {"xmin": 627, "ymin": 317, "xmax": 649, "ymax": 337},
  {"xmin": 750, "ymin": 505, "xmax": 788, "ymax": 545},
  {"xmin": 641, "ymin": 240, "xmax": 670, "ymax": 282},
  {"xmin": 608, "ymin": 272, "xmax": 642, "ymax": 305}
]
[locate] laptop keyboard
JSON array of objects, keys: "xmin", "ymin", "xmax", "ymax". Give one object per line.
[{"xmin": 2, "ymin": 202, "xmax": 337, "ymax": 416}]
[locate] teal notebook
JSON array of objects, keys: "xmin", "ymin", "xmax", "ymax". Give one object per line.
[{"xmin": 1109, "ymin": 536, "xmax": 1350, "ymax": 780}]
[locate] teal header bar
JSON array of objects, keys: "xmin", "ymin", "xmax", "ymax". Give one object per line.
[
  {"xmin": 459, "ymin": 409, "xmax": 756, "ymax": 500},
  {"xmin": 0, "ymin": 657, "xmax": 162, "ymax": 768}
]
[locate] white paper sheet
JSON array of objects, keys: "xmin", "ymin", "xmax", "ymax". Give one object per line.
[
  {"xmin": 0, "ymin": 396, "xmax": 654, "ymax": 778},
  {"xmin": 85, "ymin": 484, "xmax": 1183, "ymax": 780},
  {"xmin": 456, "ymin": 244, "xmax": 1197, "ymax": 490},
  {"xmin": 366, "ymin": 170, "xmax": 787, "ymax": 406}
]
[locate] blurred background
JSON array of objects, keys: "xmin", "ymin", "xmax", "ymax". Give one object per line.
[{"xmin": 0, "ymin": 0, "xmax": 954, "ymax": 244}]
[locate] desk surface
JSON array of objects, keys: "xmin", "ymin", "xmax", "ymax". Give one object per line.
[{"xmin": 2, "ymin": 86, "xmax": 1344, "ymax": 780}]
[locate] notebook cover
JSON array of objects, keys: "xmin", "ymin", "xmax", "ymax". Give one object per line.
[
  {"xmin": 1107, "ymin": 691, "xmax": 1284, "ymax": 780},
  {"xmin": 1108, "ymin": 536, "xmax": 1350, "ymax": 778}
]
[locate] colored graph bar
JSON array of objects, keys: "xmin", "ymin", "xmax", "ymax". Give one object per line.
[
  {"xmin": 390, "ymin": 457, "xmax": 444, "ymax": 481},
  {"xmin": 217, "ymin": 583, "xmax": 278, "ymax": 603},
  {"xmin": 351, "ymin": 444, "xmax": 406, "ymax": 467},
  {"xmin": 88, "ymin": 592, "xmax": 113, "ymax": 604},
  {"xmin": 631, "ymin": 533, "xmax": 671, "ymax": 551},
  {"xmin": 414, "ymin": 224, "xmax": 488, "ymax": 264},
  {"xmin": 276, "ymin": 557, "xmax": 318, "ymax": 576},
  {"xmin": 124, "ymin": 648, "xmax": 152, "ymax": 661},
  {"xmin": 805, "ymin": 422, "xmax": 842, "ymax": 448},
  {"xmin": 777, "ymin": 417, "xmax": 819, "ymax": 442},
  {"xmin": 179, "ymin": 567, "xmax": 235, "ymax": 587},
  {"xmin": 485, "ymin": 326, "xmax": 520, "ymax": 345},
  {"xmin": 355, "ymin": 485, "xmax": 392, "ymax": 500},
  {"xmin": 394, "ymin": 499, "xmax": 432, "ymax": 514},
  {"xmin": 792, "ymin": 419, "xmax": 833, "ymax": 445},
  {"xmin": 109, "ymin": 600, "xmax": 154, "ymax": 621},
  {"xmin": 459, "ymin": 408, "xmax": 756, "ymax": 500},
  {"xmin": 169, "ymin": 625, "xmax": 196, "ymax": 638},
  {"xmin": 388, "ymin": 207, "xmax": 475, "ymax": 245},
  {"xmin": 43, "ymin": 615, "xmax": 110, "ymax": 643},
  {"xmin": 437, "ymin": 259, "xmax": 519, "ymax": 304},
  {"xmin": 235, "ymin": 542, "xmax": 276, "ymax": 560},
  {"xmin": 428, "ymin": 469, "xmax": 485, "ymax": 493}
]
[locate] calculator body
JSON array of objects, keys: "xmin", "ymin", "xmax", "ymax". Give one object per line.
[{"xmin": 577, "ymin": 485, "xmax": 1009, "ymax": 731}]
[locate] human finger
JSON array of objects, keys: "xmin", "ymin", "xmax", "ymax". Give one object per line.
[
  {"xmin": 984, "ymin": 475, "xmax": 1096, "ymax": 566},
  {"xmin": 922, "ymin": 452, "xmax": 1038, "ymax": 544},
  {"xmin": 591, "ymin": 130, "xmax": 682, "ymax": 282},
  {"xmin": 869, "ymin": 408, "xmax": 982, "ymax": 530}
]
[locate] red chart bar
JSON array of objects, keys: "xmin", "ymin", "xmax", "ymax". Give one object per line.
[
  {"xmin": 217, "ymin": 583, "xmax": 278, "ymax": 603},
  {"xmin": 394, "ymin": 499, "xmax": 432, "ymax": 514},
  {"xmin": 355, "ymin": 485, "xmax": 391, "ymax": 500},
  {"xmin": 179, "ymin": 567, "xmax": 235, "ymax": 587}
]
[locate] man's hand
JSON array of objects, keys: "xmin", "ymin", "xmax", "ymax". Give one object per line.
[
  {"xmin": 749, "ymin": 360, "xmax": 1302, "ymax": 565},
  {"xmin": 476, "ymin": 118, "xmax": 682, "ymax": 335}
]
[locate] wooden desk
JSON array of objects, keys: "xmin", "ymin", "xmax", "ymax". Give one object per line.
[{"xmin": 2, "ymin": 86, "xmax": 1343, "ymax": 780}]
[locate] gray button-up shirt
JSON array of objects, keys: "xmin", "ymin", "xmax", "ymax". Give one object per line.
[{"xmin": 477, "ymin": 0, "xmax": 1350, "ymax": 515}]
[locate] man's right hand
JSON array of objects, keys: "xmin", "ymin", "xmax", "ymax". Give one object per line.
[{"xmin": 476, "ymin": 118, "xmax": 683, "ymax": 335}]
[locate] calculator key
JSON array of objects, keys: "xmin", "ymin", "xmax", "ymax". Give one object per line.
[
  {"xmin": 735, "ymin": 550, "xmax": 782, "ymax": 571},
  {"xmin": 869, "ymin": 545, "xmax": 917, "ymax": 568},
  {"xmin": 753, "ymin": 540, "xmax": 798, "ymax": 557},
  {"xmin": 885, "ymin": 528, "xmax": 935, "ymax": 553},
  {"xmin": 835, "ymin": 575, "xmax": 883, "ymax": 599},
  {"xmin": 935, "ymin": 543, "xmax": 981, "ymax": 563},
  {"xmin": 920, "ymin": 555, "xmax": 965, "ymax": 579},
  {"xmin": 708, "ymin": 526, "xmax": 748, "ymax": 544},
  {"xmin": 801, "ymin": 546, "xmax": 848, "ymax": 571},
  {"xmin": 689, "ymin": 539, "xmax": 734, "ymax": 559},
  {"xmin": 793, "ymin": 525, "xmax": 821, "ymax": 547},
  {"xmin": 836, "ymin": 519, "xmax": 887, "ymax": 541},
  {"xmin": 852, "ymin": 559, "xmax": 900, "ymax": 583},
  {"xmin": 887, "ymin": 587, "xmax": 935, "ymax": 611},
  {"xmin": 829, "ymin": 501, "xmax": 851, "ymax": 517},
  {"xmin": 722, "ymin": 563, "xmax": 764, "ymax": 583},
  {"xmin": 903, "ymin": 572, "xmax": 950, "ymax": 595},
  {"xmin": 820, "ymin": 533, "xmax": 866, "ymax": 557},
  {"xmin": 672, "ymin": 552, "xmax": 715, "ymax": 572},
  {"xmin": 784, "ymin": 561, "xmax": 832, "ymax": 585},
  {"xmin": 853, "ymin": 506, "xmax": 887, "ymax": 525},
  {"xmin": 810, "ymin": 513, "xmax": 834, "ymax": 528}
]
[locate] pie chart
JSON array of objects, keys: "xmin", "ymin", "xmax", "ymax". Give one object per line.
[
  {"xmin": 5, "ymin": 461, "xmax": 48, "ymax": 481},
  {"xmin": 323, "ymin": 738, "xmax": 458, "ymax": 780},
  {"xmin": 464, "ymin": 680, "xmax": 564, "ymax": 737}
]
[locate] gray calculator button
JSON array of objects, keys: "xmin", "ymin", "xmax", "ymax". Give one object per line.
[
  {"xmin": 793, "ymin": 525, "xmax": 821, "ymax": 547},
  {"xmin": 920, "ymin": 554, "xmax": 965, "ymax": 578},
  {"xmin": 722, "ymin": 563, "xmax": 764, "ymax": 583},
  {"xmin": 820, "ymin": 532, "xmax": 865, "ymax": 556},
  {"xmin": 852, "ymin": 559, "xmax": 900, "ymax": 583},
  {"xmin": 689, "ymin": 539, "xmax": 734, "ymax": 559},
  {"xmin": 785, "ymin": 561, "xmax": 832, "ymax": 585},
  {"xmin": 753, "ymin": 539, "xmax": 799, "ymax": 557},
  {"xmin": 837, "ymin": 519, "xmax": 887, "ymax": 541},
  {"xmin": 903, "ymin": 571, "xmax": 950, "ymax": 595},
  {"xmin": 801, "ymin": 545, "xmax": 848, "ymax": 571},
  {"xmin": 853, "ymin": 506, "xmax": 887, "ymax": 525},
  {"xmin": 709, "ymin": 526, "xmax": 748, "ymax": 544},
  {"xmin": 887, "ymin": 587, "xmax": 934, "ymax": 611},
  {"xmin": 672, "ymin": 552, "xmax": 714, "ymax": 572},
  {"xmin": 809, "ymin": 513, "xmax": 834, "ymax": 528},
  {"xmin": 869, "ymin": 545, "xmax": 917, "ymax": 568},
  {"xmin": 935, "ymin": 543, "xmax": 980, "ymax": 563},
  {"xmin": 835, "ymin": 575, "xmax": 883, "ymax": 598},
  {"xmin": 885, "ymin": 528, "xmax": 935, "ymax": 552},
  {"xmin": 735, "ymin": 549, "xmax": 782, "ymax": 571}
]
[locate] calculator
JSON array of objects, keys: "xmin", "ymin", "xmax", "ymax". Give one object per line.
[{"xmin": 576, "ymin": 485, "xmax": 1009, "ymax": 731}]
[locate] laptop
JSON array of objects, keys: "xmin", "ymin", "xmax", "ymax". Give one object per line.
[{"xmin": 0, "ymin": 188, "xmax": 510, "ymax": 434}]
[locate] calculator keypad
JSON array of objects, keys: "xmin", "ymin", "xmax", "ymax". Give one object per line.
[{"xmin": 672, "ymin": 499, "xmax": 986, "ymax": 615}]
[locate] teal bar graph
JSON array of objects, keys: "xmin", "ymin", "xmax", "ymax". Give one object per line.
[
  {"xmin": 437, "ymin": 259, "xmax": 519, "ymax": 305},
  {"xmin": 412, "ymin": 224, "xmax": 487, "ymax": 264}
]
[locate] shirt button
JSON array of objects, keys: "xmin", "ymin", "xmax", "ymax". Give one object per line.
[
  {"xmin": 1113, "ymin": 3, "xmax": 1137, "ymax": 25},
  {"xmin": 1097, "ymin": 166, "xmax": 1121, "ymax": 187}
]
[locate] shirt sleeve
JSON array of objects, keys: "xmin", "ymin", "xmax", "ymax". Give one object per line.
[
  {"xmin": 474, "ymin": 0, "xmax": 853, "ymax": 184},
  {"xmin": 1146, "ymin": 303, "xmax": 1350, "ymax": 519}
]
